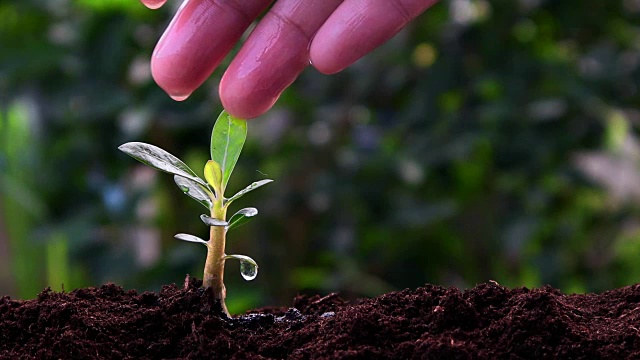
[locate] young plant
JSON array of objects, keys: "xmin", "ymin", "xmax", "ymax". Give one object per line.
[{"xmin": 118, "ymin": 110, "xmax": 272, "ymax": 316}]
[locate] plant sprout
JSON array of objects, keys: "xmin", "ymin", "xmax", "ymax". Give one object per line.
[{"xmin": 119, "ymin": 110, "xmax": 272, "ymax": 316}]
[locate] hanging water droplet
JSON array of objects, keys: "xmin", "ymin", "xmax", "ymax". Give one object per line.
[
  {"xmin": 240, "ymin": 260, "xmax": 258, "ymax": 281},
  {"xmin": 225, "ymin": 254, "xmax": 258, "ymax": 281},
  {"xmin": 170, "ymin": 93, "xmax": 190, "ymax": 101},
  {"xmin": 140, "ymin": 0, "xmax": 167, "ymax": 9}
]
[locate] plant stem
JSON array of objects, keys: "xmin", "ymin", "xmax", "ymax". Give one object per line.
[{"xmin": 203, "ymin": 199, "xmax": 228, "ymax": 316}]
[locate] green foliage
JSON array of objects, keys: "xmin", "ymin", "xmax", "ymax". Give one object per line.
[
  {"xmin": 75, "ymin": 0, "xmax": 147, "ymax": 13},
  {"xmin": 173, "ymin": 233, "xmax": 208, "ymax": 246},
  {"xmin": 204, "ymin": 160, "xmax": 223, "ymax": 199},
  {"xmin": 0, "ymin": 102, "xmax": 46, "ymax": 298},
  {"xmin": 174, "ymin": 175, "xmax": 213, "ymax": 210},
  {"xmin": 118, "ymin": 142, "xmax": 206, "ymax": 186},
  {"xmin": 120, "ymin": 110, "xmax": 272, "ymax": 302},
  {"xmin": 210, "ymin": 111, "xmax": 248, "ymax": 192},
  {"xmin": 226, "ymin": 180, "xmax": 274, "ymax": 207},
  {"xmin": 228, "ymin": 208, "xmax": 259, "ymax": 231}
]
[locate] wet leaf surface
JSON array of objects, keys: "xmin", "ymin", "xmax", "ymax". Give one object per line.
[
  {"xmin": 119, "ymin": 142, "xmax": 205, "ymax": 186},
  {"xmin": 174, "ymin": 175, "xmax": 213, "ymax": 209},
  {"xmin": 227, "ymin": 207, "xmax": 258, "ymax": 231},
  {"xmin": 174, "ymin": 233, "xmax": 208, "ymax": 246},
  {"xmin": 226, "ymin": 180, "xmax": 273, "ymax": 206}
]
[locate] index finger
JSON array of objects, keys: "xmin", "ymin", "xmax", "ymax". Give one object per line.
[{"xmin": 151, "ymin": 0, "xmax": 273, "ymax": 101}]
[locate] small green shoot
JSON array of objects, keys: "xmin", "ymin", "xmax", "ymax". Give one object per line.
[{"xmin": 119, "ymin": 110, "xmax": 272, "ymax": 316}]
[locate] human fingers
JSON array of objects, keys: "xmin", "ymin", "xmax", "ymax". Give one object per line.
[
  {"xmin": 309, "ymin": 0, "xmax": 438, "ymax": 74},
  {"xmin": 151, "ymin": 0, "xmax": 273, "ymax": 101},
  {"xmin": 220, "ymin": 0, "xmax": 343, "ymax": 119},
  {"xmin": 140, "ymin": 0, "xmax": 167, "ymax": 10}
]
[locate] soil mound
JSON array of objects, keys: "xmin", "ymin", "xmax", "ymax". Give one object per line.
[{"xmin": 2, "ymin": 278, "xmax": 640, "ymax": 359}]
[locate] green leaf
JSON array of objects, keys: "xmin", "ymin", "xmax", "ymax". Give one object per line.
[
  {"xmin": 200, "ymin": 214, "xmax": 228, "ymax": 227},
  {"xmin": 174, "ymin": 175, "xmax": 213, "ymax": 210},
  {"xmin": 204, "ymin": 160, "xmax": 223, "ymax": 198},
  {"xmin": 227, "ymin": 207, "xmax": 258, "ymax": 231},
  {"xmin": 226, "ymin": 179, "xmax": 273, "ymax": 206},
  {"xmin": 223, "ymin": 254, "xmax": 257, "ymax": 263},
  {"xmin": 119, "ymin": 142, "xmax": 206, "ymax": 186},
  {"xmin": 174, "ymin": 233, "xmax": 208, "ymax": 246},
  {"xmin": 210, "ymin": 110, "xmax": 247, "ymax": 192}
]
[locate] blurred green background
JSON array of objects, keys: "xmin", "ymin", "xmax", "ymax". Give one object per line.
[{"xmin": 1, "ymin": 0, "xmax": 640, "ymax": 313}]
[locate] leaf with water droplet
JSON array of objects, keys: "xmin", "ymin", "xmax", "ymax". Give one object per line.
[
  {"xmin": 174, "ymin": 233, "xmax": 208, "ymax": 246},
  {"xmin": 227, "ymin": 207, "xmax": 258, "ymax": 231},
  {"xmin": 174, "ymin": 175, "xmax": 213, "ymax": 210},
  {"xmin": 210, "ymin": 110, "xmax": 247, "ymax": 192},
  {"xmin": 200, "ymin": 214, "xmax": 228, "ymax": 227},
  {"xmin": 118, "ymin": 142, "xmax": 206, "ymax": 186},
  {"xmin": 223, "ymin": 254, "xmax": 258, "ymax": 281},
  {"xmin": 225, "ymin": 179, "xmax": 273, "ymax": 207}
]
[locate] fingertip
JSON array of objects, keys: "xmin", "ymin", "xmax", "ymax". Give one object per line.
[
  {"xmin": 311, "ymin": 0, "xmax": 438, "ymax": 75},
  {"xmin": 150, "ymin": 56, "xmax": 195, "ymax": 102},
  {"xmin": 309, "ymin": 40, "xmax": 345, "ymax": 75},
  {"xmin": 149, "ymin": 0, "xmax": 273, "ymax": 103},
  {"xmin": 220, "ymin": 74, "xmax": 275, "ymax": 120},
  {"xmin": 220, "ymin": 11, "xmax": 312, "ymax": 120},
  {"xmin": 308, "ymin": 7, "xmax": 367, "ymax": 75}
]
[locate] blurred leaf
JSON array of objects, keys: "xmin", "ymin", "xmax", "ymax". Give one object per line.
[
  {"xmin": 46, "ymin": 233, "xmax": 69, "ymax": 292},
  {"xmin": 604, "ymin": 110, "xmax": 628, "ymax": 153},
  {"xmin": 75, "ymin": 0, "xmax": 148, "ymax": 14}
]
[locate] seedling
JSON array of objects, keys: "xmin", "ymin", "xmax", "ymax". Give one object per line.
[{"xmin": 119, "ymin": 110, "xmax": 272, "ymax": 316}]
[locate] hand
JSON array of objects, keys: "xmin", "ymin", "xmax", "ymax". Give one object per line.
[{"xmin": 142, "ymin": 0, "xmax": 438, "ymax": 119}]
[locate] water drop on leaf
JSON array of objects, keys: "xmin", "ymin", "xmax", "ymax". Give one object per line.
[
  {"xmin": 240, "ymin": 260, "xmax": 258, "ymax": 281},
  {"xmin": 224, "ymin": 254, "xmax": 258, "ymax": 281}
]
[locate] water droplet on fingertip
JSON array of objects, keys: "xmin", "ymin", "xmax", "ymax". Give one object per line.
[
  {"xmin": 140, "ymin": 0, "xmax": 167, "ymax": 9},
  {"xmin": 240, "ymin": 260, "xmax": 258, "ymax": 281},
  {"xmin": 170, "ymin": 94, "xmax": 190, "ymax": 101}
]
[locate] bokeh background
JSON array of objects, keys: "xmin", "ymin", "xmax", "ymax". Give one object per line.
[{"xmin": 2, "ymin": 0, "xmax": 640, "ymax": 313}]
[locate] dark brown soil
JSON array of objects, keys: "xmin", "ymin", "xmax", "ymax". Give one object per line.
[{"xmin": 2, "ymin": 277, "xmax": 640, "ymax": 359}]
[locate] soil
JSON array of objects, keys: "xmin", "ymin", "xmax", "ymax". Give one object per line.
[{"xmin": 2, "ymin": 277, "xmax": 640, "ymax": 359}]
